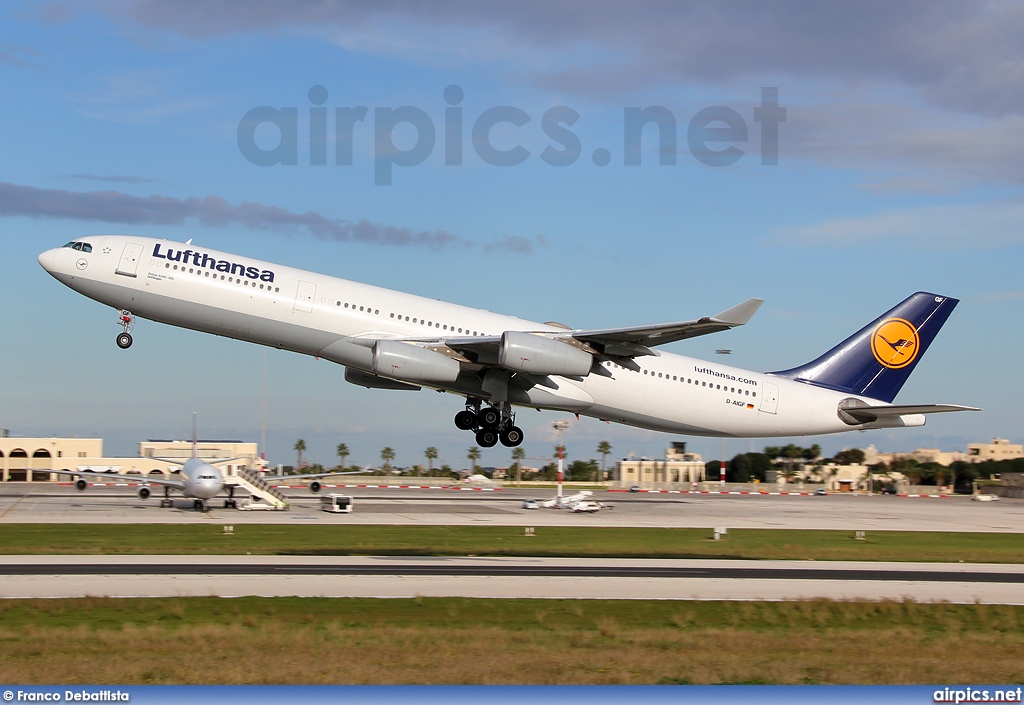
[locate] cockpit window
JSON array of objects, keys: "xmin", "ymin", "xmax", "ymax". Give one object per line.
[
  {"xmin": 81, "ymin": 243, "xmax": 92, "ymax": 253},
  {"xmin": 62, "ymin": 242, "xmax": 92, "ymax": 252},
  {"xmin": 63, "ymin": 242, "xmax": 76, "ymax": 248}
]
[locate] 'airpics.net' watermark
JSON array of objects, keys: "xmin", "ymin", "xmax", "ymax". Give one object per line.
[{"xmin": 237, "ymin": 86, "xmax": 785, "ymax": 185}]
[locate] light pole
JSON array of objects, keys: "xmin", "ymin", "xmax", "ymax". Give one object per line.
[{"xmin": 553, "ymin": 420, "xmax": 571, "ymax": 507}]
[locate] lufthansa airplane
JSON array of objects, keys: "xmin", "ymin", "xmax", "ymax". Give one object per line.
[{"xmin": 38, "ymin": 236, "xmax": 977, "ymax": 448}]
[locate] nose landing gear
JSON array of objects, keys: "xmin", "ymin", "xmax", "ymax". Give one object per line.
[
  {"xmin": 454, "ymin": 398, "xmax": 524, "ymax": 448},
  {"xmin": 116, "ymin": 310, "xmax": 134, "ymax": 349}
]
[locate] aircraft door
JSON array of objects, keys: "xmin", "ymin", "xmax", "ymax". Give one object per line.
[
  {"xmin": 759, "ymin": 382, "xmax": 779, "ymax": 414},
  {"xmin": 294, "ymin": 280, "xmax": 316, "ymax": 313},
  {"xmin": 115, "ymin": 243, "xmax": 145, "ymax": 278}
]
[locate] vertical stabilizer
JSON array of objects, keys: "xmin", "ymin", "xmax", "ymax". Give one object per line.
[{"xmin": 769, "ymin": 292, "xmax": 958, "ymax": 403}]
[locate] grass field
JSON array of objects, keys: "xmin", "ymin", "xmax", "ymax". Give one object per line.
[
  {"xmin": 1, "ymin": 597, "xmax": 1022, "ymax": 684},
  {"xmin": 0, "ymin": 524, "xmax": 1021, "ymax": 562}
]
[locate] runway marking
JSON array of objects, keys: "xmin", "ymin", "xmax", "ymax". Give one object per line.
[{"xmin": 0, "ymin": 496, "xmax": 28, "ymax": 519}]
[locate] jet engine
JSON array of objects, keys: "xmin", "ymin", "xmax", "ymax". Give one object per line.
[
  {"xmin": 499, "ymin": 332, "xmax": 593, "ymax": 377},
  {"xmin": 372, "ymin": 340, "xmax": 460, "ymax": 383},
  {"xmin": 138, "ymin": 487, "xmax": 151, "ymax": 500},
  {"xmin": 309, "ymin": 481, "xmax": 322, "ymax": 494},
  {"xmin": 74, "ymin": 478, "xmax": 87, "ymax": 492}
]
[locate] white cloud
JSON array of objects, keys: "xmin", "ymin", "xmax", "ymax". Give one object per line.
[{"xmin": 769, "ymin": 201, "xmax": 1024, "ymax": 249}]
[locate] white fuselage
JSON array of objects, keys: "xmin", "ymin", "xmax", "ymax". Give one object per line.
[
  {"xmin": 179, "ymin": 457, "xmax": 224, "ymax": 499},
  {"xmin": 39, "ymin": 236, "xmax": 919, "ymax": 439}
]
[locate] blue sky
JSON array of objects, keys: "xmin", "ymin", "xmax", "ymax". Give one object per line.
[{"xmin": 1, "ymin": 1, "xmax": 1021, "ymax": 468}]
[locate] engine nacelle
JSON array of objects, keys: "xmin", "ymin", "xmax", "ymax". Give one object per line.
[
  {"xmin": 499, "ymin": 332, "xmax": 593, "ymax": 377},
  {"xmin": 138, "ymin": 487, "xmax": 151, "ymax": 500},
  {"xmin": 74, "ymin": 478, "xmax": 88, "ymax": 492},
  {"xmin": 372, "ymin": 340, "xmax": 460, "ymax": 383},
  {"xmin": 309, "ymin": 481, "xmax": 322, "ymax": 494}
]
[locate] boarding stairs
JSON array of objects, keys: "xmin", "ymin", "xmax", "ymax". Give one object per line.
[{"xmin": 226, "ymin": 468, "xmax": 290, "ymax": 510}]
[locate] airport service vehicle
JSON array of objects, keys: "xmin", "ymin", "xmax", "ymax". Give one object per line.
[
  {"xmin": 571, "ymin": 500, "xmax": 605, "ymax": 513},
  {"xmin": 320, "ymin": 494, "xmax": 354, "ymax": 513},
  {"xmin": 521, "ymin": 499, "xmax": 539, "ymax": 510},
  {"xmin": 39, "ymin": 236, "xmax": 977, "ymax": 448}
]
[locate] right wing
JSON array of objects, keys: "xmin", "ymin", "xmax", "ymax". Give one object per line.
[{"xmin": 49, "ymin": 468, "xmax": 187, "ymax": 491}]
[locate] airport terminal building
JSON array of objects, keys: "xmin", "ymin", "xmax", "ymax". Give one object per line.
[{"xmin": 0, "ymin": 436, "xmax": 261, "ymax": 482}]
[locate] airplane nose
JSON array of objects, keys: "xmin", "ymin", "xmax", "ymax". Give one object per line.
[{"xmin": 38, "ymin": 248, "xmax": 55, "ymax": 272}]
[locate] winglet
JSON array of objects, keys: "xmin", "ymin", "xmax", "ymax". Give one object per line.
[{"xmin": 712, "ymin": 298, "xmax": 763, "ymax": 326}]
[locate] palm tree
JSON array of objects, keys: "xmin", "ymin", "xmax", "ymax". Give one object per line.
[
  {"xmin": 467, "ymin": 446, "xmax": 481, "ymax": 473},
  {"xmin": 380, "ymin": 447, "xmax": 396, "ymax": 474},
  {"xmin": 293, "ymin": 439, "xmax": 307, "ymax": 475},
  {"xmin": 596, "ymin": 441, "xmax": 612, "ymax": 482},
  {"xmin": 425, "ymin": 447, "xmax": 438, "ymax": 476},
  {"xmin": 336, "ymin": 442, "xmax": 350, "ymax": 472},
  {"xmin": 511, "ymin": 447, "xmax": 526, "ymax": 486}
]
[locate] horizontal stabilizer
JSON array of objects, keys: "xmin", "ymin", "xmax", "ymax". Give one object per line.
[{"xmin": 838, "ymin": 402, "xmax": 980, "ymax": 425}]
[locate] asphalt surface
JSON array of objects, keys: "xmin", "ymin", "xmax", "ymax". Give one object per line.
[
  {"xmin": 1, "ymin": 484, "xmax": 1021, "ymax": 603},
  {"xmin": 2, "ymin": 484, "xmax": 1022, "ymax": 532},
  {"xmin": 1, "ymin": 556, "xmax": 1021, "ymax": 603}
]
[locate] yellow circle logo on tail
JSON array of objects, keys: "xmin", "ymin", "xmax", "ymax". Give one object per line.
[{"xmin": 871, "ymin": 318, "xmax": 920, "ymax": 369}]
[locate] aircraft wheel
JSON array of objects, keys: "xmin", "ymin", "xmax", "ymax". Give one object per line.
[
  {"xmin": 479, "ymin": 407, "xmax": 501, "ymax": 427},
  {"xmin": 476, "ymin": 429, "xmax": 499, "ymax": 448},
  {"xmin": 454, "ymin": 410, "xmax": 477, "ymax": 430},
  {"xmin": 116, "ymin": 333, "xmax": 133, "ymax": 349},
  {"xmin": 500, "ymin": 426, "xmax": 524, "ymax": 447}
]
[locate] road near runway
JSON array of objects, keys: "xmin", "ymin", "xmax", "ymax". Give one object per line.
[{"xmin": 1, "ymin": 555, "xmax": 1021, "ymax": 603}]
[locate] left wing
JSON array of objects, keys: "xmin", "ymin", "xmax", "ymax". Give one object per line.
[
  {"xmin": 569, "ymin": 297, "xmax": 763, "ymax": 351},
  {"xmin": 339, "ymin": 297, "xmax": 762, "ymax": 386},
  {"xmin": 444, "ymin": 297, "xmax": 763, "ymax": 365},
  {"xmin": 262, "ymin": 469, "xmax": 367, "ymax": 482},
  {"xmin": 49, "ymin": 468, "xmax": 187, "ymax": 490}
]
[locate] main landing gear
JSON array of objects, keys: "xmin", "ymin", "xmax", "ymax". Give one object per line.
[
  {"xmin": 224, "ymin": 486, "xmax": 237, "ymax": 509},
  {"xmin": 116, "ymin": 310, "xmax": 134, "ymax": 349},
  {"xmin": 454, "ymin": 398, "xmax": 524, "ymax": 448}
]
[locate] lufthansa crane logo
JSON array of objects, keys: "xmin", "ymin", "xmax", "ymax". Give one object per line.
[{"xmin": 871, "ymin": 318, "xmax": 920, "ymax": 369}]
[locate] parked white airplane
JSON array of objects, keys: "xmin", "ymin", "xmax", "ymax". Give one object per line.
[
  {"xmin": 50, "ymin": 415, "xmax": 235, "ymax": 511},
  {"xmin": 38, "ymin": 236, "xmax": 977, "ymax": 448}
]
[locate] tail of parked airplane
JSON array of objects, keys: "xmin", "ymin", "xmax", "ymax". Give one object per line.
[{"xmin": 769, "ymin": 292, "xmax": 958, "ymax": 403}]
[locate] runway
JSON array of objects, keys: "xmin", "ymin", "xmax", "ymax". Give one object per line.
[
  {"xmin": 2, "ymin": 485, "xmax": 1021, "ymax": 604},
  {"xmin": 3, "ymin": 484, "xmax": 1022, "ymax": 532},
  {"xmin": 1, "ymin": 555, "xmax": 1022, "ymax": 603}
]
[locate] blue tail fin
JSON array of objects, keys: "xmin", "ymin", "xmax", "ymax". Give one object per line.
[{"xmin": 769, "ymin": 292, "xmax": 958, "ymax": 403}]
